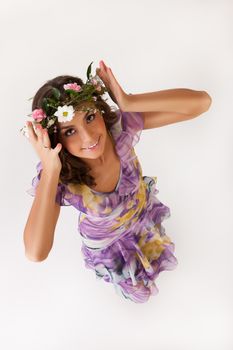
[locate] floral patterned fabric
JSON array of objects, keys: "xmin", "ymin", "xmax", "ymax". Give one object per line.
[{"xmin": 27, "ymin": 108, "xmax": 178, "ymax": 303}]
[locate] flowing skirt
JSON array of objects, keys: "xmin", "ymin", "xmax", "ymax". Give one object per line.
[{"xmin": 81, "ymin": 176, "xmax": 178, "ymax": 303}]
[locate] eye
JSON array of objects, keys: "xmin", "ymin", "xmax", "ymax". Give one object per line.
[
  {"xmin": 64, "ymin": 128, "xmax": 75, "ymax": 137},
  {"xmin": 64, "ymin": 113, "xmax": 96, "ymax": 137},
  {"xmin": 86, "ymin": 113, "xmax": 95, "ymax": 122}
]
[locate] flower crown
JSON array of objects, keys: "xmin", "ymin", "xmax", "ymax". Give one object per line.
[{"xmin": 20, "ymin": 61, "xmax": 108, "ymax": 137}]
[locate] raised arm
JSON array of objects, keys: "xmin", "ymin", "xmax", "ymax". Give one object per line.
[
  {"xmin": 23, "ymin": 121, "xmax": 63, "ymax": 262},
  {"xmin": 24, "ymin": 169, "xmax": 61, "ymax": 262},
  {"xmin": 94, "ymin": 61, "xmax": 212, "ymax": 129},
  {"xmin": 122, "ymin": 88, "xmax": 212, "ymax": 129}
]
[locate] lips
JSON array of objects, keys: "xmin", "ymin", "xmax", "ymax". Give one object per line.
[{"xmin": 82, "ymin": 136, "xmax": 100, "ymax": 150}]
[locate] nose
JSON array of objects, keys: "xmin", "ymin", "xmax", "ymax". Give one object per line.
[{"xmin": 79, "ymin": 128, "xmax": 97, "ymax": 148}]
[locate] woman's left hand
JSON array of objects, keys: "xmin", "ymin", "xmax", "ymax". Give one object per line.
[{"xmin": 96, "ymin": 60, "xmax": 128, "ymax": 111}]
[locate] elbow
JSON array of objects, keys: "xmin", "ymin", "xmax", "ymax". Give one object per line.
[
  {"xmin": 200, "ymin": 91, "xmax": 212, "ymax": 113},
  {"xmin": 191, "ymin": 90, "xmax": 212, "ymax": 116},
  {"xmin": 184, "ymin": 90, "xmax": 212, "ymax": 116},
  {"xmin": 23, "ymin": 229, "xmax": 52, "ymax": 262},
  {"xmin": 25, "ymin": 250, "xmax": 48, "ymax": 262}
]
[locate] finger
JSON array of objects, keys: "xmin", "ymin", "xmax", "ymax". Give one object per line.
[
  {"xmin": 100, "ymin": 61, "xmax": 108, "ymax": 73},
  {"xmin": 108, "ymin": 67, "xmax": 116, "ymax": 80},
  {"xmin": 96, "ymin": 66, "xmax": 105, "ymax": 79},
  {"xmin": 100, "ymin": 60, "xmax": 107, "ymax": 69},
  {"xmin": 35, "ymin": 124, "xmax": 44, "ymax": 143},
  {"xmin": 105, "ymin": 63, "xmax": 112, "ymax": 74},
  {"xmin": 27, "ymin": 122, "xmax": 37, "ymax": 143},
  {"xmin": 42, "ymin": 128, "xmax": 51, "ymax": 148},
  {"xmin": 54, "ymin": 142, "xmax": 62, "ymax": 153}
]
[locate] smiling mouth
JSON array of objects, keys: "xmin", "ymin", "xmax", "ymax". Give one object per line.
[{"xmin": 82, "ymin": 136, "xmax": 100, "ymax": 150}]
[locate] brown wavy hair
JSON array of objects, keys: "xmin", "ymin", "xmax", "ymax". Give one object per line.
[{"xmin": 32, "ymin": 75, "xmax": 119, "ymax": 188}]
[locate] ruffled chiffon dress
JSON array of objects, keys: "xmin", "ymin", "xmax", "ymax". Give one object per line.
[{"xmin": 27, "ymin": 108, "xmax": 178, "ymax": 303}]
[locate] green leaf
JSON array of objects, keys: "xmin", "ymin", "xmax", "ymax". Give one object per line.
[
  {"xmin": 65, "ymin": 89, "xmax": 78, "ymax": 96},
  {"xmin": 52, "ymin": 87, "xmax": 60, "ymax": 100},
  {"xmin": 86, "ymin": 61, "xmax": 93, "ymax": 80},
  {"xmin": 47, "ymin": 97, "xmax": 56, "ymax": 103},
  {"xmin": 42, "ymin": 98, "xmax": 49, "ymax": 113},
  {"xmin": 41, "ymin": 119, "xmax": 47, "ymax": 128}
]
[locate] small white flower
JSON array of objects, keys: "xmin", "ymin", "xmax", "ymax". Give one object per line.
[
  {"xmin": 91, "ymin": 78, "xmax": 98, "ymax": 85},
  {"xmin": 20, "ymin": 120, "xmax": 37, "ymax": 138},
  {"xmin": 20, "ymin": 125, "xmax": 29, "ymax": 138},
  {"xmin": 54, "ymin": 105, "xmax": 75, "ymax": 122},
  {"xmin": 47, "ymin": 119, "xmax": 55, "ymax": 128}
]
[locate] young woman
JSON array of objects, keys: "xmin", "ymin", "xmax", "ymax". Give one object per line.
[{"xmin": 22, "ymin": 60, "xmax": 212, "ymax": 303}]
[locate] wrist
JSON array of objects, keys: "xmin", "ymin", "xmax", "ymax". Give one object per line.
[
  {"xmin": 121, "ymin": 93, "xmax": 133, "ymax": 112},
  {"xmin": 41, "ymin": 165, "xmax": 61, "ymax": 178}
]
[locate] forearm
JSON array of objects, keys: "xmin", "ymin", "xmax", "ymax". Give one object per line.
[
  {"xmin": 124, "ymin": 88, "xmax": 212, "ymax": 115},
  {"xmin": 23, "ymin": 170, "xmax": 60, "ymax": 261}
]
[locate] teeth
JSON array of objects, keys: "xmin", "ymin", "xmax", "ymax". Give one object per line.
[
  {"xmin": 87, "ymin": 139, "xmax": 98, "ymax": 149},
  {"xmin": 88, "ymin": 143, "xmax": 97, "ymax": 149}
]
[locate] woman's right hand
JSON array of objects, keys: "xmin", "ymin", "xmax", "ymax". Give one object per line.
[{"xmin": 26, "ymin": 122, "xmax": 62, "ymax": 174}]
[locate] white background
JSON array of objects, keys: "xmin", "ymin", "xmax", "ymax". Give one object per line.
[{"xmin": 1, "ymin": 0, "xmax": 232, "ymax": 349}]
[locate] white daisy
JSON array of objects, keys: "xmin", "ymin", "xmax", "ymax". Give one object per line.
[{"xmin": 54, "ymin": 105, "xmax": 75, "ymax": 122}]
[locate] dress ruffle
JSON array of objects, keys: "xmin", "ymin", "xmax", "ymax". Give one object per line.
[{"xmin": 81, "ymin": 177, "xmax": 178, "ymax": 303}]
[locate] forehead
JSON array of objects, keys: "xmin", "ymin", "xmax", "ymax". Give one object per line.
[
  {"xmin": 75, "ymin": 101, "xmax": 96, "ymax": 112},
  {"xmin": 58, "ymin": 101, "xmax": 97, "ymax": 127}
]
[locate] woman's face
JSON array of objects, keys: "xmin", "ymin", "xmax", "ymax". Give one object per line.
[{"xmin": 58, "ymin": 103, "xmax": 108, "ymax": 161}]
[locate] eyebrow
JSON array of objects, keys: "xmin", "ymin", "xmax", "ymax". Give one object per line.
[{"xmin": 60, "ymin": 110, "xmax": 92, "ymax": 130}]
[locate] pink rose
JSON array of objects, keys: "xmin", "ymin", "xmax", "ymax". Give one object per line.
[
  {"xmin": 31, "ymin": 108, "xmax": 47, "ymax": 122},
  {"xmin": 63, "ymin": 83, "xmax": 82, "ymax": 92}
]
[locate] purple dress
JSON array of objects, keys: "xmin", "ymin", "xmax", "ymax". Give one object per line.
[{"xmin": 27, "ymin": 108, "xmax": 178, "ymax": 303}]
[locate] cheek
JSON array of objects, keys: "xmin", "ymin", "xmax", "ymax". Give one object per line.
[
  {"xmin": 96, "ymin": 118, "xmax": 107, "ymax": 132},
  {"xmin": 63, "ymin": 137, "xmax": 81, "ymax": 150},
  {"xmin": 59, "ymin": 135, "xmax": 79, "ymax": 152}
]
